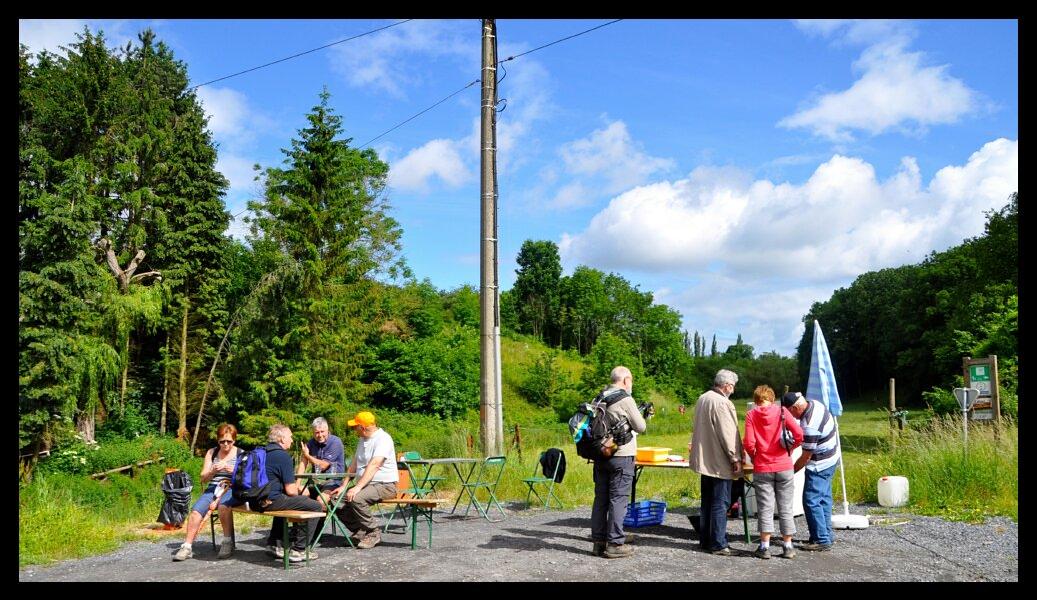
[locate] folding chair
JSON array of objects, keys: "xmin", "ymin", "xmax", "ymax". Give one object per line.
[
  {"xmin": 522, "ymin": 451, "xmax": 564, "ymax": 509},
  {"xmin": 382, "ymin": 464, "xmax": 431, "ymax": 533},
  {"xmin": 460, "ymin": 455, "xmax": 507, "ymax": 522},
  {"xmin": 401, "ymin": 451, "xmax": 446, "ymax": 493}
]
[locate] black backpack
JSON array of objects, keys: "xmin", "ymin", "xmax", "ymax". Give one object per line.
[
  {"xmin": 568, "ymin": 390, "xmax": 634, "ymax": 460},
  {"xmin": 231, "ymin": 445, "xmax": 273, "ymax": 506}
]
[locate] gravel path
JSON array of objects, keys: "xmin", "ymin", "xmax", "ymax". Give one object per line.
[{"xmin": 19, "ymin": 503, "xmax": 1017, "ymax": 582}]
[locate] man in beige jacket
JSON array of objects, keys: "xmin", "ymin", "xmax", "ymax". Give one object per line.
[{"xmin": 689, "ymin": 369, "xmax": 743, "ymax": 555}]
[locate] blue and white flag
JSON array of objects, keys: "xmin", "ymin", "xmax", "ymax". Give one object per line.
[{"xmin": 806, "ymin": 320, "xmax": 842, "ymax": 417}]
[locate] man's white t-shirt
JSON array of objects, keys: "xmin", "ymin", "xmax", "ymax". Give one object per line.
[{"xmin": 354, "ymin": 428, "xmax": 399, "ymax": 483}]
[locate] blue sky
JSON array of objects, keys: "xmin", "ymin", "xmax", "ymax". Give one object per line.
[{"xmin": 20, "ymin": 19, "xmax": 1018, "ymax": 356}]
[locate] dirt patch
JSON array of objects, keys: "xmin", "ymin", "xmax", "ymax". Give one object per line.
[{"xmin": 19, "ymin": 503, "xmax": 1017, "ymax": 582}]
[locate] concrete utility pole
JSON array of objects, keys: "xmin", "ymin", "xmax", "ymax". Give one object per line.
[{"xmin": 479, "ymin": 18, "xmax": 503, "ymax": 457}]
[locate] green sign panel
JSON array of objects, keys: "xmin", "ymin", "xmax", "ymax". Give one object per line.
[{"xmin": 969, "ymin": 365, "xmax": 991, "ymax": 382}]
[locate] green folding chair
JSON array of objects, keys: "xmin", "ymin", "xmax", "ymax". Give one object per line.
[
  {"xmin": 460, "ymin": 455, "xmax": 507, "ymax": 522},
  {"xmin": 401, "ymin": 451, "xmax": 446, "ymax": 493},
  {"xmin": 522, "ymin": 451, "xmax": 564, "ymax": 509},
  {"xmin": 382, "ymin": 462, "xmax": 431, "ymax": 533}
]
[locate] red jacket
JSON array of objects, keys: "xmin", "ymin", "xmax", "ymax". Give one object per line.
[{"xmin": 744, "ymin": 403, "xmax": 803, "ymax": 474}]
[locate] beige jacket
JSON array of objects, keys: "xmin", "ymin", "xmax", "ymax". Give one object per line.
[
  {"xmin": 688, "ymin": 388, "xmax": 743, "ymax": 479},
  {"xmin": 601, "ymin": 386, "xmax": 647, "ymax": 457}
]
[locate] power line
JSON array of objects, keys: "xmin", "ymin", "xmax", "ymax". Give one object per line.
[
  {"xmin": 498, "ymin": 19, "xmax": 623, "ymax": 64},
  {"xmin": 359, "ymin": 79, "xmax": 480, "ymax": 149},
  {"xmin": 226, "ymin": 18, "xmax": 624, "ymax": 222},
  {"xmin": 189, "ymin": 19, "xmax": 413, "ymax": 90}
]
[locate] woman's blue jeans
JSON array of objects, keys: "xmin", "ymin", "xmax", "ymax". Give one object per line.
[{"xmin": 803, "ymin": 463, "xmax": 837, "ymax": 545}]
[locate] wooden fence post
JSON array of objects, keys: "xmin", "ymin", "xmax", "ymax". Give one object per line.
[{"xmin": 512, "ymin": 424, "xmax": 522, "ymax": 460}]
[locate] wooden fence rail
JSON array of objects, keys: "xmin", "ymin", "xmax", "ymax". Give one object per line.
[{"xmin": 89, "ymin": 457, "xmax": 165, "ymax": 480}]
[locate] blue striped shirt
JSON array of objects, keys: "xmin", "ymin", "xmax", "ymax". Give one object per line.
[{"xmin": 799, "ymin": 399, "xmax": 840, "ymax": 472}]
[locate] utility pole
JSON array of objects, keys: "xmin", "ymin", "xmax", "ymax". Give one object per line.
[{"xmin": 479, "ymin": 18, "xmax": 503, "ymax": 457}]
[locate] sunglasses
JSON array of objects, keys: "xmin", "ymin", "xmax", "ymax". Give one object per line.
[{"xmin": 218, "ymin": 440, "xmax": 234, "ymax": 445}]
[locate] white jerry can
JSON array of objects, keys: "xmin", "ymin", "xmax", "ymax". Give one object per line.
[{"xmin": 878, "ymin": 475, "xmax": 909, "ymax": 507}]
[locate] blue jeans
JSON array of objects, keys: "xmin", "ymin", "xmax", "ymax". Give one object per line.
[
  {"xmin": 591, "ymin": 456, "xmax": 635, "ymax": 545},
  {"xmin": 803, "ymin": 463, "xmax": 837, "ymax": 545},
  {"xmin": 699, "ymin": 475, "xmax": 732, "ymax": 551}
]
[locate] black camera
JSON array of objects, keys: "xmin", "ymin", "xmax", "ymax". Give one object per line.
[{"xmin": 638, "ymin": 402, "xmax": 655, "ymax": 419}]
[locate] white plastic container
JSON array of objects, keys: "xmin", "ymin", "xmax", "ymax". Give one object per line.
[{"xmin": 878, "ymin": 476, "xmax": 909, "ymax": 507}]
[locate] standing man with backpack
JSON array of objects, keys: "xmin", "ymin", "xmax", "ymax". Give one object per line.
[
  {"xmin": 589, "ymin": 366, "xmax": 647, "ymax": 559},
  {"xmin": 228, "ymin": 424, "xmax": 327, "ymax": 563},
  {"xmin": 689, "ymin": 369, "xmax": 744, "ymax": 556}
]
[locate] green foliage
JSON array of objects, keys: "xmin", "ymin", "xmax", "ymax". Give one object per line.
[
  {"xmin": 36, "ymin": 435, "xmax": 191, "ymax": 476},
  {"xmin": 365, "ymin": 326, "xmax": 480, "ymax": 419},
  {"xmin": 519, "ymin": 350, "xmax": 574, "ymax": 408},
  {"xmin": 236, "ymin": 408, "xmax": 311, "ymax": 448}
]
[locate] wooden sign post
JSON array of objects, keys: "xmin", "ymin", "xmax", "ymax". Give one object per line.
[{"xmin": 963, "ymin": 355, "xmax": 1001, "ymax": 423}]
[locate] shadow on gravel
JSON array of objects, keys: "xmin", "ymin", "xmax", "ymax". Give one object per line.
[{"xmin": 478, "ymin": 531, "xmax": 589, "ymax": 555}]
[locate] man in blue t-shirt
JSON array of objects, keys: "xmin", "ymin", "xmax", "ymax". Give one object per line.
[
  {"xmin": 297, "ymin": 417, "xmax": 345, "ymax": 538},
  {"xmin": 251, "ymin": 424, "xmax": 327, "ymax": 563}
]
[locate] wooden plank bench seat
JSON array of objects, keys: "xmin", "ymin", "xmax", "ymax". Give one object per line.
[{"xmin": 228, "ymin": 505, "xmax": 326, "ymax": 569}]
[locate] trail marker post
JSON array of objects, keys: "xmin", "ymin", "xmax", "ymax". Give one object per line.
[{"xmin": 952, "ymin": 387, "xmax": 980, "ymax": 456}]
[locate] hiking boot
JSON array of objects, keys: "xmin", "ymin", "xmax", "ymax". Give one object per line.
[
  {"xmin": 711, "ymin": 546, "xmax": 732, "ymax": 556},
  {"xmin": 591, "ymin": 542, "xmax": 606, "ymax": 557},
  {"xmin": 604, "ymin": 543, "xmax": 634, "ymax": 559},
  {"xmin": 781, "ymin": 545, "xmax": 797, "ymax": 559},
  {"xmin": 288, "ymin": 549, "xmax": 316, "ymax": 563},
  {"xmin": 172, "ymin": 544, "xmax": 193, "ymax": 561},
  {"xmin": 217, "ymin": 540, "xmax": 234, "ymax": 559},
  {"xmin": 753, "ymin": 546, "xmax": 771, "ymax": 559},
  {"xmin": 356, "ymin": 531, "xmax": 381, "ymax": 549},
  {"xmin": 266, "ymin": 544, "xmax": 284, "ymax": 559},
  {"xmin": 799, "ymin": 542, "xmax": 832, "ymax": 552}
]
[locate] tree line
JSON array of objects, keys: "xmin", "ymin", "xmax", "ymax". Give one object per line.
[{"xmin": 796, "ymin": 193, "xmax": 1018, "ymax": 414}]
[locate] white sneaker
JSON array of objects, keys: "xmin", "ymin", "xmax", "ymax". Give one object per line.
[
  {"xmin": 288, "ymin": 549, "xmax": 316, "ymax": 563},
  {"xmin": 172, "ymin": 544, "xmax": 193, "ymax": 561},
  {"xmin": 266, "ymin": 544, "xmax": 284, "ymax": 559}
]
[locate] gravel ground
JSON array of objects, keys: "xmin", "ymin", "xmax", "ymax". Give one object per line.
[{"xmin": 19, "ymin": 502, "xmax": 1017, "ymax": 582}]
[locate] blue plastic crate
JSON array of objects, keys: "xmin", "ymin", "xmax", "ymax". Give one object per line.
[{"xmin": 624, "ymin": 500, "xmax": 666, "ymax": 527}]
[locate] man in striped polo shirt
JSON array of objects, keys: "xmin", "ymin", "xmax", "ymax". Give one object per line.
[{"xmin": 782, "ymin": 392, "xmax": 840, "ymax": 552}]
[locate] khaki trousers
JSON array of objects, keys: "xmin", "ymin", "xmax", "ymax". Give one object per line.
[{"xmin": 336, "ymin": 481, "xmax": 397, "ymax": 533}]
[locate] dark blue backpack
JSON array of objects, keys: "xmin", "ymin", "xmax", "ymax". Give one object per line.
[{"xmin": 231, "ymin": 446, "xmax": 272, "ymax": 505}]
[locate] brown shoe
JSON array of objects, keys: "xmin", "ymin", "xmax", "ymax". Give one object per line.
[
  {"xmin": 604, "ymin": 543, "xmax": 634, "ymax": 559},
  {"xmin": 356, "ymin": 531, "xmax": 381, "ymax": 549}
]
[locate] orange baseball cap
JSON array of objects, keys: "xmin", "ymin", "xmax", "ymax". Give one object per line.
[{"xmin": 347, "ymin": 411, "xmax": 376, "ymax": 427}]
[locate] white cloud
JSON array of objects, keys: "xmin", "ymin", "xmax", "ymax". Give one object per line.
[
  {"xmin": 561, "ymin": 138, "xmax": 1017, "ymax": 282},
  {"xmin": 560, "ymin": 138, "xmax": 1017, "ymax": 355},
  {"xmin": 196, "ymin": 87, "xmax": 253, "ymax": 140},
  {"xmin": 388, "ymin": 138, "xmax": 472, "ymax": 193},
  {"xmin": 782, "ymin": 30, "xmax": 980, "ymax": 140},
  {"xmin": 542, "ymin": 120, "xmax": 674, "ymax": 211}
]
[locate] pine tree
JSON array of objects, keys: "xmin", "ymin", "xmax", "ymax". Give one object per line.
[
  {"xmin": 711, "ymin": 334, "xmax": 718, "ymax": 357},
  {"xmin": 229, "ymin": 89, "xmax": 407, "ymax": 415}
]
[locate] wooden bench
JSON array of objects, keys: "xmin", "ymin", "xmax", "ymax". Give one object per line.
[
  {"xmin": 379, "ymin": 498, "xmax": 450, "ymax": 549},
  {"xmin": 228, "ymin": 506, "xmax": 326, "ymax": 570}
]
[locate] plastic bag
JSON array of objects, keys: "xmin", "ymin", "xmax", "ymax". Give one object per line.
[{"xmin": 157, "ymin": 470, "xmax": 194, "ymax": 526}]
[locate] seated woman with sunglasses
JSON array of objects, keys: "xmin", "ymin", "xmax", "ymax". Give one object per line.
[{"xmin": 173, "ymin": 423, "xmax": 241, "ymax": 561}]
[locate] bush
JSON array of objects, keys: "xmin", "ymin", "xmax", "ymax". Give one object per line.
[{"xmin": 36, "ymin": 435, "xmax": 192, "ymax": 476}]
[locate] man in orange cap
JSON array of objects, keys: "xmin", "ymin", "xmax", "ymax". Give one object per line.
[{"xmin": 326, "ymin": 411, "xmax": 398, "ymax": 549}]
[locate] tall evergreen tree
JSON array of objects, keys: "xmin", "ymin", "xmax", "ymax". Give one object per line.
[
  {"xmin": 711, "ymin": 334, "xmax": 718, "ymax": 357},
  {"xmin": 228, "ymin": 89, "xmax": 407, "ymax": 417}
]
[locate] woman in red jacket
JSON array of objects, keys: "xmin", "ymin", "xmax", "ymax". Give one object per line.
[{"xmin": 744, "ymin": 385, "xmax": 803, "ymax": 559}]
